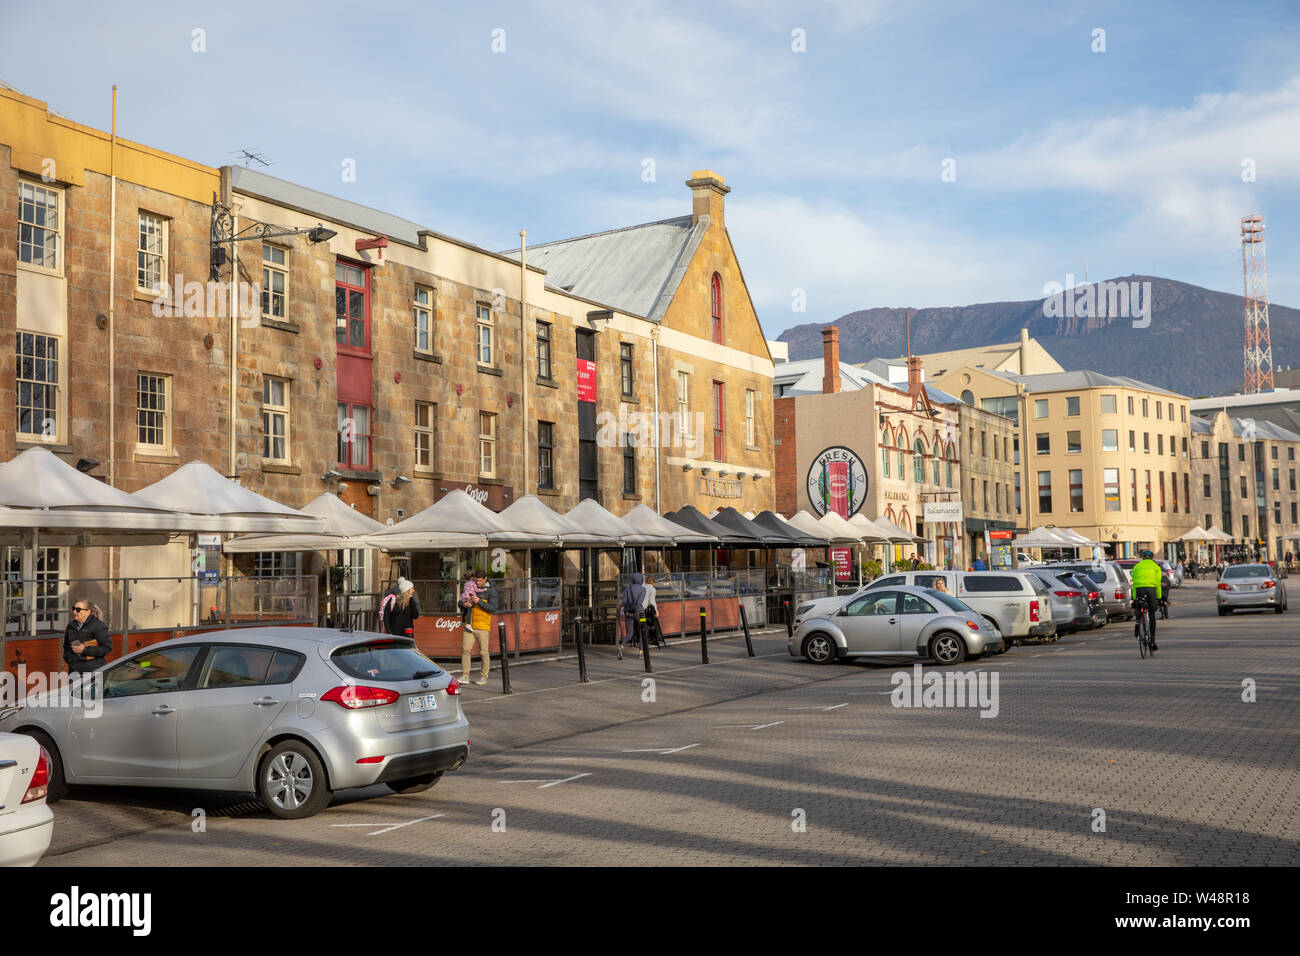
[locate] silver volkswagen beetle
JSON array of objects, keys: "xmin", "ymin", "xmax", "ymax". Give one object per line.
[
  {"xmin": 0, "ymin": 628, "xmax": 469, "ymax": 819},
  {"xmin": 790, "ymin": 585, "xmax": 1002, "ymax": 665}
]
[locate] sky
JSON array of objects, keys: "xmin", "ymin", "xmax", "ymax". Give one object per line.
[{"xmin": 4, "ymin": 0, "xmax": 1299, "ymax": 337}]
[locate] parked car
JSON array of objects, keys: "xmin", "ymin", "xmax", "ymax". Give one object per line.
[
  {"xmin": 1024, "ymin": 569, "xmax": 1094, "ymax": 634},
  {"xmin": 1217, "ymin": 564, "xmax": 1288, "ymax": 615},
  {"xmin": 790, "ymin": 585, "xmax": 1003, "ymax": 665},
  {"xmin": 0, "ymin": 629, "xmax": 469, "ymax": 820},
  {"xmin": 1046, "ymin": 561, "xmax": 1132, "ymax": 622},
  {"xmin": 0, "ymin": 731, "xmax": 54, "ymax": 866},
  {"xmin": 853, "ymin": 570, "xmax": 1056, "ymax": 646}
]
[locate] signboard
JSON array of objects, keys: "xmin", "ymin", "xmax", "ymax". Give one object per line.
[
  {"xmin": 433, "ymin": 483, "xmax": 515, "ymax": 510},
  {"xmin": 699, "ymin": 475, "xmax": 742, "ymax": 498},
  {"xmin": 923, "ymin": 501, "xmax": 964, "ymax": 523},
  {"xmin": 988, "ymin": 529, "xmax": 1012, "ymax": 569},
  {"xmin": 806, "ymin": 446, "xmax": 868, "ymax": 518},
  {"xmin": 791, "ymin": 548, "xmax": 806, "ymax": 570},
  {"xmin": 194, "ymin": 535, "xmax": 221, "ymax": 582},
  {"xmin": 831, "ymin": 547, "xmax": 853, "ymax": 581},
  {"xmin": 576, "ymin": 359, "xmax": 597, "ymax": 403}
]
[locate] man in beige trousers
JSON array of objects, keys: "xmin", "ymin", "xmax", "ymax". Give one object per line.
[{"xmin": 460, "ymin": 570, "xmax": 497, "ymax": 685}]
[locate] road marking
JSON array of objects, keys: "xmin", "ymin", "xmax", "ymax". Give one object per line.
[
  {"xmin": 330, "ymin": 813, "xmax": 446, "ymax": 836},
  {"xmin": 713, "ymin": 720, "xmax": 785, "ymax": 730},
  {"xmin": 788, "ymin": 702, "xmax": 847, "ymax": 711},
  {"xmin": 622, "ymin": 744, "xmax": 700, "ymax": 755},
  {"xmin": 539, "ymin": 772, "xmax": 592, "ymax": 789}
]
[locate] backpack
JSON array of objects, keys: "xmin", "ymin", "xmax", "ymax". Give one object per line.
[{"xmin": 378, "ymin": 592, "xmax": 397, "ymax": 632}]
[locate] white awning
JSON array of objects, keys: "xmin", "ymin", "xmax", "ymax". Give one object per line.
[
  {"xmin": 136, "ymin": 461, "xmax": 326, "ymax": 534},
  {"xmin": 223, "ymin": 493, "xmax": 386, "ymax": 552}
]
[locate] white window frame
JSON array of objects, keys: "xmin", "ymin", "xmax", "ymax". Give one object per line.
[
  {"xmin": 415, "ymin": 401, "xmax": 436, "ymax": 471},
  {"xmin": 137, "ymin": 211, "xmax": 168, "ymax": 294},
  {"xmin": 677, "ymin": 371, "xmax": 691, "ymax": 438},
  {"xmin": 262, "ymin": 377, "xmax": 290, "ymax": 463},
  {"xmin": 479, "ymin": 411, "xmax": 497, "ymax": 478},
  {"xmin": 15, "ymin": 330, "xmax": 63, "ymax": 443},
  {"xmin": 136, "ymin": 372, "xmax": 172, "ymax": 453},
  {"xmin": 414, "ymin": 285, "xmax": 433, "ymax": 354},
  {"xmin": 17, "ymin": 180, "xmax": 62, "ymax": 273},
  {"xmin": 261, "ymin": 244, "xmax": 289, "ymax": 320},
  {"xmin": 745, "ymin": 389, "xmax": 757, "ymax": 447},
  {"xmin": 476, "ymin": 303, "xmax": 494, "ymax": 366}
]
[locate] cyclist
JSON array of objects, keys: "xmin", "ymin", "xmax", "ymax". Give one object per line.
[{"xmin": 1130, "ymin": 549, "xmax": 1164, "ymax": 652}]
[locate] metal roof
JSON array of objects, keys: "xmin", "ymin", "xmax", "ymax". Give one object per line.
[
  {"xmin": 1190, "ymin": 389, "xmax": 1300, "ymax": 411},
  {"xmin": 984, "ymin": 367, "xmax": 1184, "ymax": 397},
  {"xmin": 773, "ymin": 359, "xmax": 891, "ymax": 395}
]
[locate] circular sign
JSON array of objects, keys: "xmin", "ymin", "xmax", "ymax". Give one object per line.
[{"xmin": 806, "ymin": 446, "xmax": 868, "ymax": 518}]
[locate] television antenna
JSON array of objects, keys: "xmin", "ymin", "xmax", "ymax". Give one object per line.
[{"xmin": 231, "ymin": 148, "xmax": 273, "ymax": 168}]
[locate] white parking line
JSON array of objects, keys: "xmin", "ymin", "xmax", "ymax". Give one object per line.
[
  {"xmin": 330, "ymin": 813, "xmax": 446, "ymax": 836},
  {"xmin": 713, "ymin": 720, "xmax": 785, "ymax": 730},
  {"xmin": 539, "ymin": 772, "xmax": 592, "ymax": 789},
  {"xmin": 787, "ymin": 703, "xmax": 848, "ymax": 711},
  {"xmin": 621, "ymin": 744, "xmax": 700, "ymax": 755}
]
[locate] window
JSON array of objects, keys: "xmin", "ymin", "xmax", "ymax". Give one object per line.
[
  {"xmin": 262, "ymin": 245, "xmax": 288, "ymax": 320},
  {"xmin": 1066, "ymin": 396, "xmax": 1080, "ymax": 416},
  {"xmin": 1069, "ymin": 469, "xmax": 1084, "ymax": 513},
  {"xmin": 1036, "ymin": 433, "xmax": 1050, "ymax": 455},
  {"xmin": 1157, "ymin": 435, "xmax": 1164, "ymax": 456},
  {"xmin": 1145, "ymin": 470, "xmax": 1152, "ymax": 511},
  {"xmin": 1181, "ymin": 437, "xmax": 1187, "ymax": 458},
  {"xmin": 1130, "ymin": 469, "xmax": 1138, "ymax": 510},
  {"xmin": 1239, "ymin": 474, "xmax": 1249, "ymax": 498},
  {"xmin": 1003, "ymin": 436, "xmax": 1009, "ymax": 460},
  {"xmin": 1037, "ymin": 471, "xmax": 1052, "ymax": 513},
  {"xmin": 961, "ymin": 389, "xmax": 974, "ymax": 405},
  {"xmin": 746, "ymin": 389, "xmax": 757, "ymax": 447},
  {"xmin": 536, "ymin": 322, "xmax": 553, "ymax": 380},
  {"xmin": 1171, "ymin": 471, "xmax": 1178, "ymax": 512},
  {"xmin": 623, "ymin": 434, "xmax": 637, "ymax": 494},
  {"xmin": 1144, "ymin": 433, "xmax": 1150, "ymax": 454},
  {"xmin": 980, "ymin": 431, "xmax": 987, "ymax": 457},
  {"xmin": 1067, "ymin": 431, "xmax": 1082, "ymax": 454},
  {"xmin": 337, "ymin": 403, "xmax": 371, "ymax": 469},
  {"xmin": 914, "ymin": 440, "xmax": 926, "ymax": 483},
  {"xmin": 881, "ymin": 432, "xmax": 890, "ymax": 478},
  {"xmin": 335, "ymin": 263, "xmax": 369, "ymax": 350},
  {"xmin": 1102, "ymin": 429, "xmax": 1118, "ymax": 452},
  {"xmin": 261, "ymin": 378, "xmax": 289, "ymax": 461},
  {"xmin": 1101, "ymin": 394, "xmax": 1117, "ymax": 414},
  {"xmin": 415, "ymin": 401, "xmax": 436, "ymax": 470},
  {"xmin": 137, "ymin": 212, "xmax": 167, "ymax": 293},
  {"xmin": 479, "ymin": 412, "xmax": 497, "ymax": 477},
  {"xmin": 1034, "ymin": 399, "xmax": 1048, "ymax": 419},
  {"xmin": 1238, "ymin": 445, "xmax": 1246, "ymax": 462},
  {"xmin": 199, "ymin": 646, "xmax": 303, "ymax": 689},
  {"xmin": 711, "ymin": 273, "xmax": 723, "ymax": 344},
  {"xmin": 1129, "ymin": 430, "xmax": 1136, "ymax": 452},
  {"xmin": 1127, "ymin": 396, "xmax": 1135, "ymax": 414},
  {"xmin": 103, "ymin": 647, "xmax": 202, "ymax": 699},
  {"xmin": 1168, "ymin": 402, "xmax": 1175, "ymax": 420},
  {"xmin": 476, "ymin": 303, "xmax": 494, "ymax": 365},
  {"xmin": 136, "ymin": 373, "xmax": 170, "ymax": 450},
  {"xmin": 620, "ymin": 343, "xmax": 634, "ymax": 399},
  {"xmin": 1275, "ymin": 501, "xmax": 1282, "ymax": 525},
  {"xmin": 1156, "ymin": 402, "xmax": 1162, "ymax": 420},
  {"xmin": 1291, "ymin": 448, "xmax": 1296, "ymax": 461},
  {"xmin": 995, "ymin": 483, "xmax": 1002, "ymax": 513},
  {"xmin": 982, "ymin": 480, "xmax": 989, "ymax": 512},
  {"xmin": 933, "ymin": 456, "xmax": 940, "ymax": 485},
  {"xmin": 677, "ymin": 371, "xmax": 691, "ymax": 438},
  {"xmin": 1170, "ymin": 434, "xmax": 1176, "ymax": 457},
  {"xmin": 538, "ymin": 421, "xmax": 554, "ymax": 489},
  {"xmin": 1291, "ymin": 469, "xmax": 1296, "ymax": 492},
  {"xmin": 1015, "ymin": 473, "xmax": 1021, "ymax": 514},
  {"xmin": 969, "ymin": 427, "xmax": 975, "ymax": 452},
  {"xmin": 1242, "ymin": 514, "xmax": 1250, "ymax": 537},
  {"xmin": 1201, "ymin": 440, "xmax": 1209, "ymax": 458},
  {"xmin": 992, "ymin": 433, "xmax": 999, "ymax": 460},
  {"xmin": 898, "ymin": 445, "xmax": 906, "ymax": 479},
  {"xmin": 1293, "ymin": 502, "xmax": 1297, "ymax": 524},
  {"xmin": 1272, "ymin": 445, "xmax": 1279, "ymax": 460},
  {"xmin": 1014, "ymin": 435, "xmax": 1020, "ymax": 464},
  {"xmin": 17, "ymin": 181, "xmax": 61, "ymax": 269},
  {"xmin": 253, "ymin": 551, "xmax": 301, "ymax": 578},
  {"xmin": 1104, "ymin": 468, "xmax": 1120, "ymax": 511},
  {"xmin": 413, "ymin": 285, "xmax": 433, "ymax": 353},
  {"xmin": 1203, "ymin": 474, "xmax": 1212, "ymax": 498},
  {"xmin": 1273, "ymin": 468, "xmax": 1280, "ymax": 491},
  {"xmin": 1183, "ymin": 473, "xmax": 1190, "ymax": 513},
  {"xmin": 946, "ymin": 457, "xmax": 952, "ymax": 488},
  {"xmin": 712, "ymin": 381, "xmax": 725, "ymax": 461},
  {"xmin": 1142, "ymin": 398, "xmax": 1149, "ymax": 417},
  {"xmin": 16, "ymin": 331, "xmax": 59, "ymax": 439}
]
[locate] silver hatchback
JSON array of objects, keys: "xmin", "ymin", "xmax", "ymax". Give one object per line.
[
  {"xmin": 0, "ymin": 629, "xmax": 469, "ymax": 819},
  {"xmin": 791, "ymin": 585, "xmax": 1002, "ymax": 665}
]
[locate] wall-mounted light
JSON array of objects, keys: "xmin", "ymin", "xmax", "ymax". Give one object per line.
[
  {"xmin": 391, "ymin": 475, "xmax": 412, "ymax": 488},
  {"xmin": 586, "ymin": 309, "xmax": 614, "ymax": 327},
  {"xmin": 321, "ymin": 469, "xmax": 343, "ymax": 481},
  {"xmin": 701, "ymin": 467, "xmax": 713, "ymax": 476},
  {"xmin": 718, "ymin": 470, "xmax": 730, "ymax": 477},
  {"xmin": 681, "ymin": 463, "xmax": 694, "ymax": 472}
]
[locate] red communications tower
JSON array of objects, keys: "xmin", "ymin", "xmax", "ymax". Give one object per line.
[{"xmin": 1242, "ymin": 214, "xmax": 1274, "ymax": 393}]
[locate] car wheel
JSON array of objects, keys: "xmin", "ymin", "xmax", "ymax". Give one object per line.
[
  {"xmin": 386, "ymin": 772, "xmax": 443, "ymax": 794},
  {"xmin": 1218, "ymin": 607, "xmax": 1229, "ymax": 616},
  {"xmin": 20, "ymin": 729, "xmax": 67, "ymax": 803},
  {"xmin": 929, "ymin": 631, "xmax": 967, "ymax": 665},
  {"xmin": 1275, "ymin": 603, "xmax": 1285, "ymax": 614},
  {"xmin": 802, "ymin": 633, "xmax": 836, "ymax": 665},
  {"xmin": 258, "ymin": 741, "xmax": 332, "ymax": 819}
]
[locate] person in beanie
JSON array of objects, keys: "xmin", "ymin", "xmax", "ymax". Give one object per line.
[{"xmin": 383, "ymin": 578, "xmax": 420, "ymax": 635}]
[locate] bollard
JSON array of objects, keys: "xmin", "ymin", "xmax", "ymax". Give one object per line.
[
  {"xmin": 496, "ymin": 620, "xmax": 513, "ymax": 695},
  {"xmin": 638, "ymin": 614, "xmax": 653, "ymax": 673},
  {"xmin": 574, "ymin": 618, "xmax": 591, "ymax": 684},
  {"xmin": 783, "ymin": 600, "xmax": 793, "ymax": 638},
  {"xmin": 740, "ymin": 603, "xmax": 755, "ymax": 657},
  {"xmin": 699, "ymin": 606, "xmax": 709, "ymax": 664}
]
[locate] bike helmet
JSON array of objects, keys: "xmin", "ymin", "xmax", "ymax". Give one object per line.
[{"xmin": 1140, "ymin": 549, "xmax": 1154, "ymax": 559}]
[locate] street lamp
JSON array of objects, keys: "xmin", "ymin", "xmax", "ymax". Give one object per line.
[{"xmin": 209, "ymin": 193, "xmax": 337, "ymax": 278}]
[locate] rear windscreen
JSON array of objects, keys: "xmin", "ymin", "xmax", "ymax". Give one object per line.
[
  {"xmin": 332, "ymin": 639, "xmax": 443, "ymax": 681},
  {"xmin": 961, "ymin": 575, "xmax": 1024, "ymax": 592},
  {"xmin": 1223, "ymin": 565, "xmax": 1270, "ymax": 579},
  {"xmin": 926, "ymin": 590, "xmax": 976, "ymax": 615}
]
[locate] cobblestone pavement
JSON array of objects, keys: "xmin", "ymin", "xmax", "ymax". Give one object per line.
[{"xmin": 40, "ymin": 586, "xmax": 1300, "ymax": 866}]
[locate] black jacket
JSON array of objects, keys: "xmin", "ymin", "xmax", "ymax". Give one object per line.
[
  {"xmin": 384, "ymin": 595, "xmax": 421, "ymax": 636},
  {"xmin": 64, "ymin": 616, "xmax": 111, "ymax": 672}
]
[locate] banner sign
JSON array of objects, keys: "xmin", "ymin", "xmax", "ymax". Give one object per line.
[
  {"xmin": 922, "ymin": 501, "xmax": 964, "ymax": 523},
  {"xmin": 831, "ymin": 547, "xmax": 853, "ymax": 580},
  {"xmin": 577, "ymin": 359, "xmax": 597, "ymax": 403}
]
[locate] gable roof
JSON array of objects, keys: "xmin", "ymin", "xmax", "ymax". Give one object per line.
[
  {"xmin": 983, "ymin": 368, "xmax": 1184, "ymax": 397},
  {"xmin": 773, "ymin": 358, "xmax": 890, "ymax": 395},
  {"xmin": 501, "ymin": 216, "xmax": 708, "ymax": 321}
]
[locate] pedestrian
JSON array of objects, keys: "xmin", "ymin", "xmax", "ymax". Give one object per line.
[
  {"xmin": 931, "ymin": 577, "xmax": 949, "ymax": 593},
  {"xmin": 642, "ymin": 574, "xmax": 664, "ymax": 647},
  {"xmin": 617, "ymin": 573, "xmax": 648, "ymax": 659},
  {"xmin": 459, "ymin": 574, "xmax": 483, "ymax": 627},
  {"xmin": 460, "ymin": 570, "xmax": 496, "ymax": 685},
  {"xmin": 382, "ymin": 577, "xmax": 420, "ymax": 636},
  {"xmin": 64, "ymin": 598, "xmax": 110, "ymax": 674},
  {"xmin": 972, "ymin": 555, "xmax": 987, "ymax": 571}
]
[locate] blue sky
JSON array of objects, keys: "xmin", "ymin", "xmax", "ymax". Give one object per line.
[{"xmin": 4, "ymin": 0, "xmax": 1299, "ymax": 336}]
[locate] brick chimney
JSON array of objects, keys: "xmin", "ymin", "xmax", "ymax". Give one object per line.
[
  {"xmin": 822, "ymin": 326, "xmax": 841, "ymax": 394},
  {"xmin": 908, "ymin": 356, "xmax": 923, "ymax": 396},
  {"xmin": 686, "ymin": 170, "xmax": 729, "ymax": 228}
]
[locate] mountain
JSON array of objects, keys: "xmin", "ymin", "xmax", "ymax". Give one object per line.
[{"xmin": 775, "ymin": 276, "xmax": 1300, "ymax": 397}]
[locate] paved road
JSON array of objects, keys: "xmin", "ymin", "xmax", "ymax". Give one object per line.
[{"xmin": 40, "ymin": 584, "xmax": 1300, "ymax": 865}]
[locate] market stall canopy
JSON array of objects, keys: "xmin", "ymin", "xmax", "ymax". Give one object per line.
[
  {"xmin": 565, "ymin": 498, "xmax": 664, "ymax": 546},
  {"xmin": 1013, "ymin": 526, "xmax": 1077, "ymax": 547},
  {"xmin": 495, "ymin": 495, "xmax": 620, "ymax": 547},
  {"xmin": 363, "ymin": 489, "xmax": 497, "ymax": 550},
  {"xmin": 135, "ymin": 461, "xmax": 326, "ymax": 534},
  {"xmin": 223, "ymin": 492, "xmax": 386, "ymax": 553},
  {"xmin": 1177, "ymin": 526, "xmax": 1215, "ymax": 542},
  {"xmin": 751, "ymin": 510, "xmax": 826, "ymax": 547},
  {"xmin": 663, "ymin": 505, "xmax": 750, "ymax": 545},
  {"xmin": 846, "ymin": 513, "xmax": 892, "ymax": 542},
  {"xmin": 622, "ymin": 504, "xmax": 718, "ymax": 545},
  {"xmin": 816, "ymin": 511, "xmax": 869, "ymax": 544},
  {"xmin": 1053, "ymin": 527, "xmax": 1104, "ymax": 547},
  {"xmin": 870, "ymin": 515, "xmax": 923, "ymax": 543},
  {"xmin": 709, "ymin": 507, "xmax": 770, "ymax": 545},
  {"xmin": 0, "ymin": 446, "xmax": 181, "ymax": 545},
  {"xmin": 783, "ymin": 510, "xmax": 841, "ymax": 543},
  {"xmin": 1207, "ymin": 527, "xmax": 1234, "ymax": 542}
]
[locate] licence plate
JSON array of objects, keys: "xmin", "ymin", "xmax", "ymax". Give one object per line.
[{"xmin": 407, "ymin": 693, "xmax": 439, "ymax": 713}]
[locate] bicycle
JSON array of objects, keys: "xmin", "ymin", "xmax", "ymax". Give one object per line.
[{"xmin": 1132, "ymin": 598, "xmax": 1156, "ymax": 658}]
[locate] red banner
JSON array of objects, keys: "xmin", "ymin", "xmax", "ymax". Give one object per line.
[
  {"xmin": 577, "ymin": 359, "xmax": 597, "ymax": 403},
  {"xmin": 831, "ymin": 547, "xmax": 853, "ymax": 580}
]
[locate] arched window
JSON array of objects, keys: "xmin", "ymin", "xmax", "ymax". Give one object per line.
[
  {"xmin": 914, "ymin": 439, "xmax": 926, "ymax": 483},
  {"xmin": 945, "ymin": 458, "xmax": 952, "ymax": 487},
  {"xmin": 881, "ymin": 426, "xmax": 891, "ymax": 478},
  {"xmin": 961, "ymin": 389, "xmax": 975, "ymax": 406},
  {"xmin": 711, "ymin": 273, "xmax": 723, "ymax": 344},
  {"xmin": 933, "ymin": 456, "xmax": 941, "ymax": 485}
]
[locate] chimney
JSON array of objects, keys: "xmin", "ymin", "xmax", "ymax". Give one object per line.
[
  {"xmin": 686, "ymin": 170, "xmax": 729, "ymax": 228},
  {"xmin": 822, "ymin": 326, "xmax": 841, "ymax": 394},
  {"xmin": 908, "ymin": 355, "xmax": 923, "ymax": 396},
  {"xmin": 1019, "ymin": 326, "xmax": 1030, "ymax": 373}
]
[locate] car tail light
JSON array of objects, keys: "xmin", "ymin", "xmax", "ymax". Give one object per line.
[
  {"xmin": 445, "ymin": 677, "xmax": 460, "ymax": 696},
  {"xmin": 1115, "ymin": 589, "xmax": 1124, "ymax": 600},
  {"xmin": 1030, "ymin": 600, "xmax": 1040, "ymax": 622},
  {"xmin": 321, "ymin": 685, "xmax": 401, "ymax": 710},
  {"xmin": 1218, "ymin": 583, "xmax": 1233, "ymax": 591},
  {"xmin": 1262, "ymin": 581, "xmax": 1276, "ymax": 589},
  {"xmin": 965, "ymin": 620, "xmax": 981, "ymax": 631},
  {"xmin": 21, "ymin": 746, "xmax": 50, "ymax": 804},
  {"xmin": 1088, "ymin": 591, "xmax": 1100, "ymax": 601},
  {"xmin": 1054, "ymin": 590, "xmax": 1082, "ymax": 598}
]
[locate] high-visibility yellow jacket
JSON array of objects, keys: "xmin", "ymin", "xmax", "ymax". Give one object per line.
[{"xmin": 1130, "ymin": 559, "xmax": 1164, "ymax": 599}]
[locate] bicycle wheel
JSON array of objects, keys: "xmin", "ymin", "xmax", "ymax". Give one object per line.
[{"xmin": 1137, "ymin": 613, "xmax": 1148, "ymax": 659}]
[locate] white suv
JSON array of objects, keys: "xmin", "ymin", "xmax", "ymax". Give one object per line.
[{"xmin": 861, "ymin": 570, "xmax": 1057, "ymax": 646}]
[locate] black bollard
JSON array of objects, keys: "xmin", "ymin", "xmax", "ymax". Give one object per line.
[
  {"xmin": 638, "ymin": 614, "xmax": 653, "ymax": 673},
  {"xmin": 740, "ymin": 603, "xmax": 755, "ymax": 657},
  {"xmin": 496, "ymin": 620, "xmax": 514, "ymax": 695},
  {"xmin": 699, "ymin": 606, "xmax": 709, "ymax": 664},
  {"xmin": 574, "ymin": 618, "xmax": 591, "ymax": 684},
  {"xmin": 783, "ymin": 600, "xmax": 793, "ymax": 638}
]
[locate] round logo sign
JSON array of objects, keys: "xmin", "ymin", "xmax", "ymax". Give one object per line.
[{"xmin": 806, "ymin": 446, "xmax": 868, "ymax": 518}]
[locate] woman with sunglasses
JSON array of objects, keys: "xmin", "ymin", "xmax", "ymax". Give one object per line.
[{"xmin": 64, "ymin": 600, "xmax": 110, "ymax": 674}]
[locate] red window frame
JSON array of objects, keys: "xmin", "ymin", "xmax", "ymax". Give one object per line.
[
  {"xmin": 712, "ymin": 380, "xmax": 724, "ymax": 461},
  {"xmin": 337, "ymin": 401, "xmax": 372, "ymax": 469},
  {"xmin": 711, "ymin": 273, "xmax": 722, "ymax": 344},
  {"xmin": 335, "ymin": 261, "xmax": 371, "ymax": 355}
]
